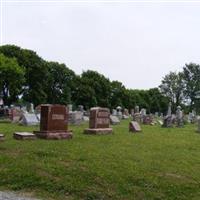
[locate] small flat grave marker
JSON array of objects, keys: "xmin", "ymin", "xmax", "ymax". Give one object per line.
[
  {"xmin": 13, "ymin": 132, "xmax": 36, "ymax": 140},
  {"xmin": 0, "ymin": 134, "xmax": 5, "ymax": 141}
]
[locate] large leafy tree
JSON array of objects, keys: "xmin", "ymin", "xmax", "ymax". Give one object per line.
[
  {"xmin": 45, "ymin": 61, "xmax": 76, "ymax": 105},
  {"xmin": 0, "ymin": 54, "xmax": 25, "ymax": 105},
  {"xmin": 110, "ymin": 81, "xmax": 126, "ymax": 109},
  {"xmin": 159, "ymin": 71, "xmax": 185, "ymax": 112},
  {"xmin": 74, "ymin": 70, "xmax": 111, "ymax": 109},
  {"xmin": 183, "ymin": 63, "xmax": 200, "ymax": 112},
  {"xmin": 0, "ymin": 45, "xmax": 49, "ymax": 106},
  {"xmin": 147, "ymin": 88, "xmax": 168, "ymax": 114}
]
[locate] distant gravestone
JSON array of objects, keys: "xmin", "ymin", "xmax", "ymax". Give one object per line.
[
  {"xmin": 143, "ymin": 115, "xmax": 153, "ymax": 125},
  {"xmin": 157, "ymin": 120, "xmax": 163, "ymax": 125},
  {"xmin": 112, "ymin": 109, "xmax": 117, "ymax": 116},
  {"xmin": 84, "ymin": 107, "xmax": 113, "ymax": 134},
  {"xmin": 116, "ymin": 106, "xmax": 122, "ymax": 120},
  {"xmin": 34, "ymin": 104, "xmax": 73, "ymax": 139},
  {"xmin": 68, "ymin": 104, "xmax": 73, "ymax": 112},
  {"xmin": 176, "ymin": 106, "xmax": 184, "ymax": 127},
  {"xmin": 83, "ymin": 116, "xmax": 89, "ymax": 122},
  {"xmin": 78, "ymin": 105, "xmax": 84, "ymax": 112},
  {"xmin": 20, "ymin": 113, "xmax": 39, "ymax": 126},
  {"xmin": 0, "ymin": 134, "xmax": 5, "ymax": 141},
  {"xmin": 69, "ymin": 111, "xmax": 83, "ymax": 125},
  {"xmin": 13, "ymin": 132, "xmax": 36, "ymax": 140},
  {"xmin": 110, "ymin": 115, "xmax": 120, "ymax": 125},
  {"xmin": 133, "ymin": 105, "xmax": 141, "ymax": 123},
  {"xmin": 129, "ymin": 121, "xmax": 141, "ymax": 132},
  {"xmin": 9, "ymin": 108, "xmax": 22, "ymax": 122},
  {"xmin": 162, "ymin": 102, "xmax": 173, "ymax": 128},
  {"xmin": 29, "ymin": 103, "xmax": 34, "ymax": 113}
]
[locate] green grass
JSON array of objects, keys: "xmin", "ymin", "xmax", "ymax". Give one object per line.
[{"xmin": 0, "ymin": 121, "xmax": 200, "ymax": 200}]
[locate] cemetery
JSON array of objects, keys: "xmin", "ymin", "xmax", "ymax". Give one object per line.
[
  {"xmin": 1, "ymin": 5, "xmax": 200, "ymax": 199},
  {"xmin": 0, "ymin": 102, "xmax": 200, "ymax": 199}
]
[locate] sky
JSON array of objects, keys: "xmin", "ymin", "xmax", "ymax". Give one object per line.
[{"xmin": 1, "ymin": 1, "xmax": 200, "ymax": 89}]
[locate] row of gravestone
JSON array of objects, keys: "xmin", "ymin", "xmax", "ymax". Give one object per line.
[{"xmin": 0, "ymin": 105, "xmax": 142, "ymax": 141}]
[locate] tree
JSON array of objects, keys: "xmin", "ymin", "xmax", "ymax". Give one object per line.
[
  {"xmin": 147, "ymin": 88, "xmax": 168, "ymax": 114},
  {"xmin": 0, "ymin": 54, "xmax": 25, "ymax": 105},
  {"xmin": 183, "ymin": 63, "xmax": 200, "ymax": 112},
  {"xmin": 45, "ymin": 61, "xmax": 76, "ymax": 105},
  {"xmin": 0, "ymin": 45, "xmax": 49, "ymax": 106},
  {"xmin": 74, "ymin": 70, "xmax": 111, "ymax": 109},
  {"xmin": 159, "ymin": 71, "xmax": 185, "ymax": 112},
  {"xmin": 110, "ymin": 81, "xmax": 126, "ymax": 108}
]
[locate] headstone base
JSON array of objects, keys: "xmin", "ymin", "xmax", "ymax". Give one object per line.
[
  {"xmin": 34, "ymin": 131, "xmax": 73, "ymax": 140},
  {"xmin": 13, "ymin": 132, "xmax": 36, "ymax": 140},
  {"xmin": 84, "ymin": 128, "xmax": 113, "ymax": 135},
  {"xmin": 0, "ymin": 134, "xmax": 5, "ymax": 141}
]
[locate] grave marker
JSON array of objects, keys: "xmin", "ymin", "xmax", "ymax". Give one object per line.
[
  {"xmin": 129, "ymin": 121, "xmax": 141, "ymax": 132},
  {"xmin": 34, "ymin": 104, "xmax": 72, "ymax": 139},
  {"xmin": 13, "ymin": 132, "xmax": 36, "ymax": 140},
  {"xmin": 84, "ymin": 107, "xmax": 113, "ymax": 134}
]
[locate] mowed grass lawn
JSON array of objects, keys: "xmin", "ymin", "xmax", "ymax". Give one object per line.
[{"xmin": 0, "ymin": 120, "xmax": 200, "ymax": 200}]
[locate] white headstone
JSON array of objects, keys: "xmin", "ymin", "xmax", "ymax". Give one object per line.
[
  {"xmin": 110, "ymin": 115, "xmax": 120, "ymax": 125},
  {"xmin": 20, "ymin": 113, "xmax": 39, "ymax": 126}
]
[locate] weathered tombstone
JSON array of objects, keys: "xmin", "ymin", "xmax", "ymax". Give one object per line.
[
  {"xmin": 83, "ymin": 116, "xmax": 89, "ymax": 122},
  {"xmin": 29, "ymin": 103, "xmax": 34, "ymax": 113},
  {"xmin": 9, "ymin": 108, "xmax": 22, "ymax": 122},
  {"xmin": 133, "ymin": 105, "xmax": 141, "ymax": 123},
  {"xmin": 78, "ymin": 105, "xmax": 84, "ymax": 112},
  {"xmin": 34, "ymin": 104, "xmax": 73, "ymax": 139},
  {"xmin": 68, "ymin": 104, "xmax": 73, "ymax": 112},
  {"xmin": 130, "ymin": 109, "xmax": 134, "ymax": 117},
  {"xmin": 176, "ymin": 106, "xmax": 184, "ymax": 127},
  {"xmin": 0, "ymin": 134, "xmax": 5, "ymax": 141},
  {"xmin": 116, "ymin": 106, "xmax": 122, "ymax": 120},
  {"xmin": 112, "ymin": 109, "xmax": 117, "ymax": 116},
  {"xmin": 157, "ymin": 119, "xmax": 163, "ymax": 125},
  {"xmin": 140, "ymin": 108, "xmax": 146, "ymax": 117},
  {"xmin": 143, "ymin": 115, "xmax": 153, "ymax": 125},
  {"xmin": 129, "ymin": 121, "xmax": 141, "ymax": 132},
  {"xmin": 162, "ymin": 102, "xmax": 173, "ymax": 128},
  {"xmin": 140, "ymin": 108, "xmax": 146, "ymax": 124},
  {"xmin": 0, "ymin": 97, "xmax": 3, "ymax": 106},
  {"xmin": 20, "ymin": 113, "xmax": 39, "ymax": 126},
  {"xmin": 84, "ymin": 107, "xmax": 113, "ymax": 134},
  {"xmin": 167, "ymin": 102, "xmax": 172, "ymax": 116},
  {"xmin": 21, "ymin": 106, "xmax": 28, "ymax": 114},
  {"xmin": 188, "ymin": 110, "xmax": 197, "ymax": 123},
  {"xmin": 110, "ymin": 115, "xmax": 120, "ymax": 125},
  {"xmin": 68, "ymin": 111, "xmax": 83, "ymax": 125},
  {"xmin": 13, "ymin": 132, "xmax": 36, "ymax": 140},
  {"xmin": 124, "ymin": 108, "xmax": 129, "ymax": 116}
]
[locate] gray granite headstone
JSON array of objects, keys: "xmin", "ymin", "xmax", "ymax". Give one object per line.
[
  {"xmin": 69, "ymin": 111, "xmax": 83, "ymax": 125},
  {"xmin": 176, "ymin": 106, "xmax": 184, "ymax": 127},
  {"xmin": 129, "ymin": 121, "xmax": 141, "ymax": 132},
  {"xmin": 20, "ymin": 113, "xmax": 39, "ymax": 126},
  {"xmin": 83, "ymin": 116, "xmax": 89, "ymax": 122},
  {"xmin": 110, "ymin": 115, "xmax": 120, "ymax": 125}
]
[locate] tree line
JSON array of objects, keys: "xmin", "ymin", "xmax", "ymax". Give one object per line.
[{"xmin": 0, "ymin": 45, "xmax": 199, "ymax": 114}]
